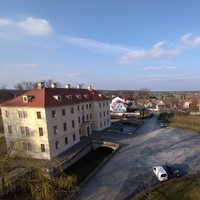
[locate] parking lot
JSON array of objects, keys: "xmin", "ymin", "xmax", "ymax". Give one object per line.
[{"xmin": 77, "ymin": 113, "xmax": 200, "ymax": 200}]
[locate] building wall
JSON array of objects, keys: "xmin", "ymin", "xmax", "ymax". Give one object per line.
[
  {"xmin": 92, "ymin": 100, "xmax": 110, "ymax": 131},
  {"xmin": 45, "ymin": 105, "xmax": 80, "ymax": 159},
  {"xmin": 1, "ymin": 98, "xmax": 111, "ymax": 160},
  {"xmin": 113, "ymin": 103, "xmax": 127, "ymax": 112},
  {"xmin": 1, "ymin": 106, "xmax": 51, "ymax": 160}
]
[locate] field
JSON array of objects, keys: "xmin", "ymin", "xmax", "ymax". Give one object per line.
[
  {"xmin": 169, "ymin": 115, "xmax": 200, "ymax": 133},
  {"xmin": 150, "ymin": 176, "xmax": 200, "ymax": 200}
]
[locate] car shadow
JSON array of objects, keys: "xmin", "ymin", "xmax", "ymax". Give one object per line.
[{"xmin": 163, "ymin": 163, "xmax": 189, "ymax": 179}]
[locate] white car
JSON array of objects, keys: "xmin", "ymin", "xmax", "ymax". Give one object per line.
[
  {"xmin": 160, "ymin": 123, "xmax": 168, "ymax": 128},
  {"xmin": 152, "ymin": 166, "xmax": 168, "ymax": 181}
]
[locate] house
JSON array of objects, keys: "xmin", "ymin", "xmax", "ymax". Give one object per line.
[
  {"xmin": 148, "ymin": 100, "xmax": 166, "ymax": 111},
  {"xmin": 110, "ymin": 97, "xmax": 127, "ymax": 112},
  {"xmin": 0, "ymin": 83, "xmax": 110, "ymax": 160}
]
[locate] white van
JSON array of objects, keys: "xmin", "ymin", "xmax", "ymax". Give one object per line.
[{"xmin": 152, "ymin": 166, "xmax": 168, "ymax": 181}]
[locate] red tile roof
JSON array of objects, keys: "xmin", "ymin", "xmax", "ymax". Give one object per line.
[{"xmin": 0, "ymin": 87, "xmax": 109, "ymax": 108}]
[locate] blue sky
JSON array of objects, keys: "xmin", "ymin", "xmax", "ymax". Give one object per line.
[{"xmin": 1, "ymin": 0, "xmax": 200, "ymax": 91}]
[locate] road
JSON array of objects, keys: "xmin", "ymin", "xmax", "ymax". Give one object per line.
[{"xmin": 77, "ymin": 113, "xmax": 200, "ymax": 200}]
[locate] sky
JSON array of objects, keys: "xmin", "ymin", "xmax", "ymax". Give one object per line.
[{"xmin": 1, "ymin": 0, "xmax": 200, "ymax": 91}]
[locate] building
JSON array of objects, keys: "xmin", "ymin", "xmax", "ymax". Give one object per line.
[
  {"xmin": 110, "ymin": 97, "xmax": 127, "ymax": 112},
  {"xmin": 0, "ymin": 83, "xmax": 111, "ymax": 160}
]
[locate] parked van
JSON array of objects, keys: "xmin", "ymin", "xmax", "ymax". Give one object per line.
[{"xmin": 152, "ymin": 166, "xmax": 168, "ymax": 181}]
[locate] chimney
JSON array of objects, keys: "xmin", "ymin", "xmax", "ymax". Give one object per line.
[
  {"xmin": 77, "ymin": 84, "xmax": 81, "ymax": 89},
  {"xmin": 51, "ymin": 83, "xmax": 57, "ymax": 88},
  {"xmin": 88, "ymin": 85, "xmax": 92, "ymax": 90},
  {"xmin": 66, "ymin": 84, "xmax": 70, "ymax": 89},
  {"xmin": 37, "ymin": 82, "xmax": 45, "ymax": 89}
]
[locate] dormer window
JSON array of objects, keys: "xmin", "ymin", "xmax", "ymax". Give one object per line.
[
  {"xmin": 66, "ymin": 95, "xmax": 72, "ymax": 100},
  {"xmin": 23, "ymin": 95, "xmax": 34, "ymax": 103},
  {"xmin": 53, "ymin": 95, "xmax": 61, "ymax": 101},
  {"xmin": 84, "ymin": 94, "xmax": 89, "ymax": 99},
  {"xmin": 23, "ymin": 96, "xmax": 28, "ymax": 102},
  {"xmin": 76, "ymin": 94, "xmax": 81, "ymax": 99}
]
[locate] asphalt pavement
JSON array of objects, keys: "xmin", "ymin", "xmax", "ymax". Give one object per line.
[{"xmin": 76, "ymin": 113, "xmax": 200, "ymax": 200}]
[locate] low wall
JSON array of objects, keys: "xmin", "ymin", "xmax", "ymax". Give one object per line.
[{"xmin": 47, "ymin": 140, "xmax": 120, "ymax": 177}]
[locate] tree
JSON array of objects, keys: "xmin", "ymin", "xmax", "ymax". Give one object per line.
[
  {"xmin": 14, "ymin": 81, "xmax": 36, "ymax": 90},
  {"xmin": 14, "ymin": 80, "xmax": 63, "ymax": 91},
  {"xmin": 42, "ymin": 79, "xmax": 62, "ymax": 88},
  {"xmin": 138, "ymin": 88, "xmax": 150, "ymax": 100},
  {"xmin": 0, "ymin": 141, "xmax": 79, "ymax": 200}
]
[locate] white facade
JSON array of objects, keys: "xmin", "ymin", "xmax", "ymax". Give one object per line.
[
  {"xmin": 110, "ymin": 96, "xmax": 127, "ymax": 112},
  {"xmin": 1, "ymin": 85, "xmax": 110, "ymax": 160}
]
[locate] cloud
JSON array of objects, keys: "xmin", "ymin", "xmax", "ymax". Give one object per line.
[
  {"xmin": 119, "ymin": 41, "xmax": 181, "ymax": 63},
  {"xmin": 139, "ymin": 74, "xmax": 196, "ymax": 82},
  {"xmin": 62, "ymin": 36, "xmax": 130, "ymax": 54},
  {"xmin": 180, "ymin": 33, "xmax": 200, "ymax": 47},
  {"xmin": 143, "ymin": 66, "xmax": 177, "ymax": 70},
  {"xmin": 0, "ymin": 17, "xmax": 52, "ymax": 36}
]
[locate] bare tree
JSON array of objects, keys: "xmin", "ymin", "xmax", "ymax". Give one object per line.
[
  {"xmin": 139, "ymin": 88, "xmax": 150, "ymax": 100},
  {"xmin": 42, "ymin": 79, "xmax": 62, "ymax": 88},
  {"xmin": 14, "ymin": 81, "xmax": 36, "ymax": 90},
  {"xmin": 0, "ymin": 140, "xmax": 79, "ymax": 200},
  {"xmin": 14, "ymin": 80, "xmax": 63, "ymax": 91}
]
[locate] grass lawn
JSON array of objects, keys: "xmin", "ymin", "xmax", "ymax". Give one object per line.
[
  {"xmin": 150, "ymin": 177, "xmax": 200, "ymax": 200},
  {"xmin": 0, "ymin": 136, "xmax": 6, "ymax": 144},
  {"xmin": 167, "ymin": 114, "xmax": 200, "ymax": 133}
]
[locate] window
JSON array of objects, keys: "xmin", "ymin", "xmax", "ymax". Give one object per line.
[
  {"xmin": 90, "ymin": 114, "xmax": 92, "ymax": 119},
  {"xmin": 65, "ymin": 137, "xmax": 68, "ymax": 145},
  {"xmin": 63, "ymin": 123, "xmax": 67, "ymax": 131},
  {"xmin": 99, "ymin": 103, "xmax": 101, "ymax": 108},
  {"xmin": 54, "ymin": 125, "xmax": 58, "ymax": 134},
  {"xmin": 25, "ymin": 127, "xmax": 30, "ymax": 136},
  {"xmin": 73, "ymin": 133, "xmax": 76, "ymax": 141},
  {"xmin": 86, "ymin": 114, "xmax": 89, "ymax": 121},
  {"xmin": 23, "ymin": 96, "xmax": 28, "ymax": 102},
  {"xmin": 77, "ymin": 105, "xmax": 80, "ymax": 111},
  {"xmin": 18, "ymin": 111, "xmax": 27, "ymax": 118},
  {"xmin": 62, "ymin": 109, "xmax": 66, "ymax": 116},
  {"xmin": 100, "ymin": 112, "xmax": 102, "ymax": 118},
  {"xmin": 86, "ymin": 104, "xmax": 88, "ymax": 109},
  {"xmin": 78, "ymin": 117, "xmax": 80, "ymax": 123},
  {"xmin": 82, "ymin": 105, "xmax": 84, "ymax": 110},
  {"xmin": 100, "ymin": 122, "xmax": 102, "ymax": 127},
  {"xmin": 72, "ymin": 120, "xmax": 75, "ymax": 128},
  {"xmin": 8, "ymin": 125, "xmax": 12, "ymax": 134},
  {"xmin": 37, "ymin": 111, "xmax": 41, "ymax": 119},
  {"xmin": 104, "ymin": 111, "xmax": 105, "ymax": 117},
  {"xmin": 52, "ymin": 110, "xmax": 56, "ymax": 118},
  {"xmin": 39, "ymin": 127, "xmax": 43, "ymax": 136},
  {"xmin": 41, "ymin": 144, "xmax": 45, "ymax": 152},
  {"xmin": 89, "ymin": 104, "xmax": 91, "ymax": 109},
  {"xmin": 5, "ymin": 110, "xmax": 9, "ymax": 118},
  {"xmin": 23, "ymin": 142, "xmax": 32, "ymax": 151},
  {"xmin": 103, "ymin": 102, "xmax": 105, "ymax": 107},
  {"xmin": 20, "ymin": 126, "xmax": 30, "ymax": 136},
  {"xmin": 107, "ymin": 102, "xmax": 109, "ymax": 106},
  {"xmin": 23, "ymin": 111, "xmax": 27, "ymax": 118},
  {"xmin": 55, "ymin": 141, "xmax": 59, "ymax": 149},
  {"xmin": 71, "ymin": 107, "xmax": 74, "ymax": 114}
]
